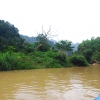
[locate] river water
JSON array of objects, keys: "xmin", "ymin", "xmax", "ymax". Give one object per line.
[{"xmin": 0, "ymin": 65, "xmax": 100, "ymax": 100}]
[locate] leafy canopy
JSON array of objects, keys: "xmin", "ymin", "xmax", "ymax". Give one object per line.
[
  {"xmin": 54, "ymin": 40, "xmax": 74, "ymax": 52},
  {"xmin": 76, "ymin": 37, "xmax": 100, "ymax": 63},
  {"xmin": 0, "ymin": 20, "xmax": 20, "ymax": 38}
]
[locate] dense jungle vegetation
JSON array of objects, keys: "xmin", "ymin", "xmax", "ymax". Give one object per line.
[{"xmin": 0, "ymin": 20, "xmax": 99, "ymax": 71}]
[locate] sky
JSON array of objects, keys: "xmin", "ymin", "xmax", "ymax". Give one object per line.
[{"xmin": 0, "ymin": 0, "xmax": 100, "ymax": 43}]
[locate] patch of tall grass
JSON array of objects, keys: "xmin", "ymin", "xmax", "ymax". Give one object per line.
[
  {"xmin": 0, "ymin": 52, "xmax": 38, "ymax": 71},
  {"xmin": 0, "ymin": 51, "xmax": 88, "ymax": 71}
]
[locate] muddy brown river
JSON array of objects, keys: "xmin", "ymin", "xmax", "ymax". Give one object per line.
[{"xmin": 0, "ymin": 65, "xmax": 100, "ymax": 100}]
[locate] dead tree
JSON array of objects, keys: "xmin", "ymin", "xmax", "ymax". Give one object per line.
[{"xmin": 35, "ymin": 26, "xmax": 57, "ymax": 51}]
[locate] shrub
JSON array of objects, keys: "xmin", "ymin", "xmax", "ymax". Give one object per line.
[{"xmin": 69, "ymin": 55, "xmax": 89, "ymax": 66}]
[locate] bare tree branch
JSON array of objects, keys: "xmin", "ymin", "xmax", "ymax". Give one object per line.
[{"xmin": 34, "ymin": 26, "xmax": 57, "ymax": 51}]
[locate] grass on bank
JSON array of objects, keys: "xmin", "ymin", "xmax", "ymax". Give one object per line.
[{"xmin": 0, "ymin": 51, "xmax": 89, "ymax": 71}]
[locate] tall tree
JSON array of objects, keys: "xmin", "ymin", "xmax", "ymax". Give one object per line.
[
  {"xmin": 54, "ymin": 40, "xmax": 74, "ymax": 52},
  {"xmin": 76, "ymin": 37, "xmax": 100, "ymax": 63}
]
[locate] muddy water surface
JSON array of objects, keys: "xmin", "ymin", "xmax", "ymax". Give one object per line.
[{"xmin": 0, "ymin": 65, "xmax": 100, "ymax": 100}]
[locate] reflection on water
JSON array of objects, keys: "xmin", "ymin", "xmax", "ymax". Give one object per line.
[{"xmin": 0, "ymin": 65, "xmax": 100, "ymax": 100}]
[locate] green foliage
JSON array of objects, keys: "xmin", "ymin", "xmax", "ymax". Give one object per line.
[
  {"xmin": 0, "ymin": 20, "xmax": 89, "ymax": 71},
  {"xmin": 0, "ymin": 51, "xmax": 65, "ymax": 71},
  {"xmin": 31, "ymin": 50, "xmax": 70, "ymax": 68},
  {"xmin": 0, "ymin": 20, "xmax": 26, "ymax": 52},
  {"xmin": 69, "ymin": 55, "xmax": 89, "ymax": 66},
  {"xmin": 92, "ymin": 51, "xmax": 100, "ymax": 63},
  {"xmin": 33, "ymin": 33, "xmax": 52, "ymax": 52},
  {"xmin": 33, "ymin": 51, "xmax": 56, "ymax": 67},
  {"xmin": 76, "ymin": 37, "xmax": 100, "ymax": 63},
  {"xmin": 83, "ymin": 49, "xmax": 92, "ymax": 63},
  {"xmin": 22, "ymin": 43, "xmax": 35, "ymax": 53},
  {"xmin": 0, "ymin": 49, "xmax": 89, "ymax": 71},
  {"xmin": 36, "ymin": 34, "xmax": 46, "ymax": 42},
  {"xmin": 56, "ymin": 51, "xmax": 66, "ymax": 62},
  {"xmin": 34, "ymin": 42, "xmax": 51, "ymax": 52},
  {"xmin": 54, "ymin": 40, "xmax": 74, "ymax": 52},
  {"xmin": 0, "ymin": 52, "xmax": 37, "ymax": 71},
  {"xmin": 0, "ymin": 36, "xmax": 7, "ymax": 51},
  {"xmin": 0, "ymin": 20, "xmax": 20, "ymax": 38},
  {"xmin": 0, "ymin": 52, "xmax": 18, "ymax": 70}
]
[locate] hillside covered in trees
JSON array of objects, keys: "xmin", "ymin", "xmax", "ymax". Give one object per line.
[
  {"xmin": 2, "ymin": 20, "xmax": 100, "ymax": 71},
  {"xmin": 0, "ymin": 20, "xmax": 25, "ymax": 52},
  {"xmin": 20, "ymin": 34, "xmax": 79, "ymax": 51},
  {"xmin": 20, "ymin": 34, "xmax": 55, "ymax": 46}
]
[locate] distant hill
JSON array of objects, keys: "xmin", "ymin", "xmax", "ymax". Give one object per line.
[
  {"xmin": 72, "ymin": 43, "xmax": 79, "ymax": 51},
  {"xmin": 20, "ymin": 35, "xmax": 36, "ymax": 43},
  {"xmin": 20, "ymin": 34, "xmax": 55, "ymax": 46},
  {"xmin": 20, "ymin": 34, "xmax": 79, "ymax": 51}
]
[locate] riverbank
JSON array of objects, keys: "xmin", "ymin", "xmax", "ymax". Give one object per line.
[{"xmin": 0, "ymin": 51, "xmax": 89, "ymax": 71}]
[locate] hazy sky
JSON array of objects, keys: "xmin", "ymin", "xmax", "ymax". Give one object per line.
[{"xmin": 1, "ymin": 0, "xmax": 100, "ymax": 43}]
